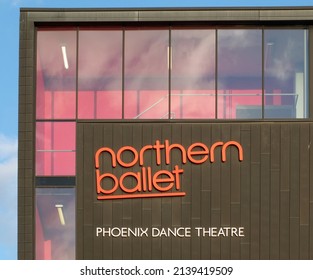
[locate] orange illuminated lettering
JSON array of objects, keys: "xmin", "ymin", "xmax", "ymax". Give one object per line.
[
  {"xmin": 187, "ymin": 142, "xmax": 209, "ymax": 164},
  {"xmin": 165, "ymin": 140, "xmax": 187, "ymax": 164},
  {"xmin": 95, "ymin": 139, "xmax": 243, "ymax": 200},
  {"xmin": 116, "ymin": 146, "xmax": 138, "ymax": 167}
]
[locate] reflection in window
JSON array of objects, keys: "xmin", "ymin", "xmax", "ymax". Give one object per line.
[
  {"xmin": 78, "ymin": 30, "xmax": 123, "ymax": 119},
  {"xmin": 36, "ymin": 122, "xmax": 76, "ymax": 176},
  {"xmin": 36, "ymin": 188, "xmax": 75, "ymax": 260},
  {"xmin": 217, "ymin": 29, "xmax": 262, "ymax": 119},
  {"xmin": 124, "ymin": 30, "xmax": 169, "ymax": 119},
  {"xmin": 264, "ymin": 29, "xmax": 308, "ymax": 118},
  {"xmin": 36, "ymin": 29, "xmax": 77, "ymax": 119},
  {"xmin": 171, "ymin": 29, "xmax": 216, "ymax": 119},
  {"xmin": 36, "ymin": 27, "xmax": 309, "ymax": 121}
]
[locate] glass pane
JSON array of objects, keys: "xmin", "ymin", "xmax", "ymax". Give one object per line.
[
  {"xmin": 36, "ymin": 122, "xmax": 76, "ymax": 176},
  {"xmin": 264, "ymin": 29, "xmax": 308, "ymax": 118},
  {"xmin": 36, "ymin": 29, "xmax": 77, "ymax": 119},
  {"xmin": 217, "ymin": 29, "xmax": 262, "ymax": 119},
  {"xmin": 124, "ymin": 29, "xmax": 169, "ymax": 119},
  {"xmin": 36, "ymin": 152, "xmax": 76, "ymax": 176},
  {"xmin": 171, "ymin": 29, "xmax": 215, "ymax": 119},
  {"xmin": 36, "ymin": 188, "xmax": 75, "ymax": 260},
  {"xmin": 78, "ymin": 30, "xmax": 122, "ymax": 119}
]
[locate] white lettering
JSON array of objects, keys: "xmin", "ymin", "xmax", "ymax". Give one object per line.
[
  {"xmin": 195, "ymin": 227, "xmax": 245, "ymax": 237},
  {"xmin": 151, "ymin": 227, "xmax": 191, "ymax": 237}
]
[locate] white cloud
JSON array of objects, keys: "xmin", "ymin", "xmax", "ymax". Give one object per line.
[
  {"xmin": 0, "ymin": 134, "xmax": 17, "ymax": 259},
  {"xmin": 0, "ymin": 0, "xmax": 42, "ymax": 7},
  {"xmin": 11, "ymin": 0, "xmax": 21, "ymax": 6},
  {"xmin": 0, "ymin": 134, "xmax": 17, "ymax": 162}
]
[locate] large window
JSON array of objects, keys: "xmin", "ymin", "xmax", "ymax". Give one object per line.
[
  {"xmin": 124, "ymin": 29, "xmax": 169, "ymax": 119},
  {"xmin": 36, "ymin": 29, "xmax": 77, "ymax": 119},
  {"xmin": 78, "ymin": 29, "xmax": 123, "ymax": 119},
  {"xmin": 217, "ymin": 29, "xmax": 262, "ymax": 119},
  {"xmin": 36, "ymin": 188, "xmax": 75, "ymax": 260},
  {"xmin": 36, "ymin": 29, "xmax": 77, "ymax": 260},
  {"xmin": 171, "ymin": 29, "xmax": 216, "ymax": 119},
  {"xmin": 36, "ymin": 26, "xmax": 309, "ymax": 121},
  {"xmin": 264, "ymin": 30, "xmax": 308, "ymax": 118}
]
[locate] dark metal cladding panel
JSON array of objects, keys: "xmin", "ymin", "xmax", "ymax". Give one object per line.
[
  {"xmin": 162, "ymin": 199, "xmax": 172, "ymax": 260},
  {"xmin": 138, "ymin": 10, "xmax": 260, "ymax": 22},
  {"xmin": 200, "ymin": 126, "xmax": 212, "ymax": 259},
  {"xmin": 200, "ymin": 190, "xmax": 211, "ymax": 259},
  {"xmin": 220, "ymin": 124, "xmax": 231, "ymax": 259},
  {"xmin": 76, "ymin": 121, "xmax": 313, "ymax": 260},
  {"xmin": 112, "ymin": 125, "xmax": 123, "ymax": 260},
  {"xmin": 289, "ymin": 125, "xmax": 300, "ymax": 259},
  {"xmin": 91, "ymin": 122, "xmax": 104, "ymax": 260},
  {"xmin": 76, "ymin": 123, "xmax": 84, "ymax": 259},
  {"xmin": 230, "ymin": 204, "xmax": 241, "ymax": 259},
  {"xmin": 18, "ymin": 10, "xmax": 36, "ymax": 260},
  {"xmin": 240, "ymin": 124, "xmax": 251, "ymax": 259},
  {"xmin": 311, "ymin": 206, "xmax": 313, "ymax": 259},
  {"xmin": 260, "ymin": 9, "xmax": 313, "ymax": 20},
  {"xmin": 250, "ymin": 125, "xmax": 261, "ymax": 259},
  {"xmin": 83, "ymin": 125, "xmax": 94, "ymax": 259},
  {"xmin": 300, "ymin": 225, "xmax": 310, "ymax": 260},
  {"xmin": 93, "ymin": 202, "xmax": 102, "ymax": 259},
  {"xmin": 131, "ymin": 126, "xmax": 144, "ymax": 259},
  {"xmin": 141, "ymin": 125, "xmax": 153, "ymax": 259},
  {"xmin": 299, "ymin": 125, "xmax": 310, "ymax": 259},
  {"xmin": 151, "ymin": 124, "xmax": 163, "ymax": 260},
  {"xmin": 190, "ymin": 125, "xmax": 202, "ymax": 260},
  {"xmin": 299, "ymin": 125, "xmax": 310, "ymax": 226},
  {"xmin": 310, "ymin": 125, "xmax": 313, "ymax": 259},
  {"xmin": 181, "ymin": 203, "xmax": 191, "ymax": 259},
  {"xmin": 23, "ymin": 7, "xmax": 313, "ymax": 27},
  {"xmin": 230, "ymin": 126, "xmax": 241, "ymax": 260},
  {"xmin": 269, "ymin": 125, "xmax": 280, "ymax": 258},
  {"xmin": 27, "ymin": 10, "xmax": 140, "ymax": 22},
  {"xmin": 260, "ymin": 125, "xmax": 271, "ymax": 259},
  {"xmin": 279, "ymin": 125, "xmax": 291, "ymax": 259},
  {"xmin": 210, "ymin": 124, "xmax": 222, "ymax": 259}
]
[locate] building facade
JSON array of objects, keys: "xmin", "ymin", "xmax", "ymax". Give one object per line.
[{"xmin": 18, "ymin": 7, "xmax": 313, "ymax": 259}]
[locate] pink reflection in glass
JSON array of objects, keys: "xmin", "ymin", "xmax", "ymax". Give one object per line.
[
  {"xmin": 171, "ymin": 90, "xmax": 215, "ymax": 119},
  {"xmin": 171, "ymin": 29, "xmax": 215, "ymax": 119},
  {"xmin": 36, "ymin": 122, "xmax": 75, "ymax": 176},
  {"xmin": 78, "ymin": 91, "xmax": 95, "ymax": 119},
  {"xmin": 37, "ymin": 91, "xmax": 76, "ymax": 119},
  {"xmin": 124, "ymin": 90, "xmax": 168, "ymax": 119},
  {"xmin": 36, "ymin": 188, "xmax": 75, "ymax": 260},
  {"xmin": 217, "ymin": 89, "xmax": 262, "ymax": 119},
  {"xmin": 78, "ymin": 91, "xmax": 122, "ymax": 119},
  {"xmin": 36, "ymin": 29, "xmax": 77, "ymax": 119},
  {"xmin": 36, "ymin": 152, "xmax": 75, "ymax": 176},
  {"xmin": 78, "ymin": 29, "xmax": 122, "ymax": 119},
  {"xmin": 124, "ymin": 29, "xmax": 169, "ymax": 119},
  {"xmin": 36, "ymin": 122, "xmax": 75, "ymax": 150}
]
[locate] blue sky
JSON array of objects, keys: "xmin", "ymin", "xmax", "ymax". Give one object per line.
[{"xmin": 1, "ymin": 0, "xmax": 313, "ymax": 260}]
